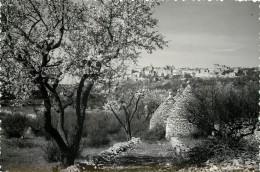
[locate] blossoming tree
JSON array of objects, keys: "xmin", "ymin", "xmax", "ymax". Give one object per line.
[{"xmin": 1, "ymin": 0, "xmax": 167, "ymax": 166}]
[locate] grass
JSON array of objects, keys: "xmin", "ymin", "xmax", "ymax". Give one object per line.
[
  {"xmin": 0, "ymin": 106, "xmax": 35, "ymax": 115},
  {"xmin": 1, "ymin": 135, "xmax": 176, "ymax": 171},
  {"xmin": 2, "ymin": 135, "xmax": 256, "ymax": 172},
  {"xmin": 1, "ymin": 136, "xmax": 57, "ymax": 172}
]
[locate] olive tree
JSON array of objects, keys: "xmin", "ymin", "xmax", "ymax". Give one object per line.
[
  {"xmin": 104, "ymin": 89, "xmax": 145, "ymax": 141},
  {"xmin": 1, "ymin": 0, "xmax": 167, "ymax": 166},
  {"xmin": 185, "ymin": 82, "xmax": 258, "ymax": 142}
]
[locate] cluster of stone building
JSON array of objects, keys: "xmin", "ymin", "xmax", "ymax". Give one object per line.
[
  {"xmin": 125, "ymin": 64, "xmax": 251, "ymax": 80},
  {"xmin": 149, "ymin": 84, "xmax": 196, "ymax": 139},
  {"xmin": 149, "ymin": 83, "xmax": 197, "ymax": 153}
]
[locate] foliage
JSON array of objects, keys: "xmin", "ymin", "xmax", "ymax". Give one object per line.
[
  {"xmin": 140, "ymin": 89, "xmax": 168, "ymax": 121},
  {"xmin": 1, "ymin": 0, "xmax": 167, "ymax": 166},
  {"xmin": 190, "ymin": 130, "xmax": 208, "ymax": 139},
  {"xmin": 83, "ymin": 110, "xmax": 120, "ymax": 147},
  {"xmin": 131, "ymin": 116, "xmax": 150, "ymax": 137},
  {"xmin": 4, "ymin": 138, "xmax": 36, "ymax": 148},
  {"xmin": 43, "ymin": 140, "xmax": 64, "ymax": 163},
  {"xmin": 142, "ymin": 128, "xmax": 166, "ymax": 142},
  {"xmin": 187, "ymin": 138, "xmax": 258, "ymax": 166},
  {"xmin": 2, "ymin": 113, "xmax": 28, "ymax": 138},
  {"xmin": 185, "ymin": 81, "xmax": 258, "ymax": 142},
  {"xmin": 0, "ymin": 111, "xmax": 10, "ymax": 120},
  {"xmin": 151, "ymin": 79, "xmax": 184, "ymax": 94},
  {"xmin": 104, "ymin": 89, "xmax": 145, "ymax": 141},
  {"xmin": 87, "ymin": 93, "xmax": 107, "ymax": 109},
  {"xmin": 28, "ymin": 114, "xmax": 45, "ymax": 137},
  {"xmin": 86, "ymin": 130, "xmax": 111, "ymax": 148},
  {"xmin": 84, "ymin": 110, "xmax": 121, "ymax": 134},
  {"xmin": 184, "ymin": 73, "xmax": 192, "ymax": 79}
]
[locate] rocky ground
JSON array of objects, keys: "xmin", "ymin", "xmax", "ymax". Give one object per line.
[
  {"xmin": 2, "ymin": 135, "xmax": 258, "ymax": 172},
  {"xmin": 61, "ymin": 137, "xmax": 259, "ymax": 172}
]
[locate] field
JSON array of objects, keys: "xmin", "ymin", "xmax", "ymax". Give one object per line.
[
  {"xmin": 1, "ymin": 136, "xmax": 53, "ymax": 171},
  {"xmin": 1, "ymin": 135, "xmax": 191, "ymax": 171},
  {"xmin": 3, "ymin": 134, "xmax": 256, "ymax": 172}
]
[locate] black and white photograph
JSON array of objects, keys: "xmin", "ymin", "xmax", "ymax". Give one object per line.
[{"xmin": 0, "ymin": 0, "xmax": 259, "ymax": 171}]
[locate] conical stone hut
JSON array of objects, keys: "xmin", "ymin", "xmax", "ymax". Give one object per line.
[
  {"xmin": 149, "ymin": 87, "xmax": 184, "ymax": 131},
  {"xmin": 165, "ymin": 84, "xmax": 197, "ymax": 139},
  {"xmin": 149, "ymin": 84, "xmax": 197, "ymax": 140}
]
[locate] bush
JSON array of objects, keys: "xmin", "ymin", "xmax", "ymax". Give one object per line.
[
  {"xmin": 187, "ymin": 139, "xmax": 216, "ymax": 165},
  {"xmin": 42, "ymin": 140, "xmax": 64, "ymax": 163},
  {"xmin": 184, "ymin": 73, "xmax": 192, "ymax": 79},
  {"xmin": 190, "ymin": 129, "xmax": 209, "ymax": 139},
  {"xmin": 140, "ymin": 89, "xmax": 168, "ymax": 121},
  {"xmin": 27, "ymin": 113, "xmax": 45, "ymax": 137},
  {"xmin": 4, "ymin": 138, "xmax": 35, "ymax": 148},
  {"xmin": 187, "ymin": 138, "xmax": 258, "ymax": 166},
  {"xmin": 185, "ymin": 81, "xmax": 258, "ymax": 142},
  {"xmin": 142, "ymin": 128, "xmax": 166, "ymax": 143},
  {"xmin": 0, "ymin": 111, "xmax": 10, "ymax": 120},
  {"xmin": 83, "ymin": 110, "xmax": 120, "ymax": 147},
  {"xmin": 87, "ymin": 131, "xmax": 111, "ymax": 148},
  {"xmin": 2, "ymin": 113, "xmax": 28, "ymax": 138},
  {"xmin": 109, "ymin": 128, "xmax": 127, "ymax": 142}
]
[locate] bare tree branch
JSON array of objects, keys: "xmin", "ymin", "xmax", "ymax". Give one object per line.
[{"xmin": 109, "ymin": 104, "xmax": 127, "ymax": 132}]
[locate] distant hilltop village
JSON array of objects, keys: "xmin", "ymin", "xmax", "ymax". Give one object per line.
[
  {"xmin": 124, "ymin": 64, "xmax": 259, "ymax": 81},
  {"xmin": 61, "ymin": 64, "xmax": 258, "ymax": 85}
]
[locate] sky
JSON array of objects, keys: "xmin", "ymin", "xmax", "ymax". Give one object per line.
[{"xmin": 138, "ymin": 0, "xmax": 260, "ymax": 68}]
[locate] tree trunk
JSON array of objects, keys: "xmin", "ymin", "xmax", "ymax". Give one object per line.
[
  {"xmin": 63, "ymin": 153, "xmax": 76, "ymax": 167},
  {"xmin": 39, "ymin": 82, "xmax": 72, "ymax": 167},
  {"xmin": 127, "ymin": 133, "xmax": 131, "ymax": 141},
  {"xmin": 39, "ymin": 75, "xmax": 94, "ymax": 168},
  {"xmin": 73, "ymin": 79, "xmax": 94, "ymax": 158},
  {"xmin": 125, "ymin": 122, "xmax": 132, "ymax": 141},
  {"xmin": 128, "ymin": 122, "xmax": 132, "ymax": 140},
  {"xmin": 125, "ymin": 130, "xmax": 131, "ymax": 141}
]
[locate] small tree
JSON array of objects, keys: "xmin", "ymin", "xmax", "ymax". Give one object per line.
[
  {"xmin": 185, "ymin": 81, "xmax": 258, "ymax": 142},
  {"xmin": 104, "ymin": 89, "xmax": 145, "ymax": 141},
  {"xmin": 184, "ymin": 73, "xmax": 192, "ymax": 79}
]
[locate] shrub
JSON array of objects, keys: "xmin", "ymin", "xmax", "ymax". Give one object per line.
[
  {"xmin": 0, "ymin": 111, "xmax": 10, "ymax": 120},
  {"xmin": 87, "ymin": 131, "xmax": 111, "ymax": 147},
  {"xmin": 142, "ymin": 128, "xmax": 166, "ymax": 143},
  {"xmin": 42, "ymin": 140, "xmax": 64, "ymax": 163},
  {"xmin": 187, "ymin": 139, "xmax": 216, "ymax": 165},
  {"xmin": 83, "ymin": 110, "xmax": 117, "ymax": 147},
  {"xmin": 27, "ymin": 113, "xmax": 45, "ymax": 137},
  {"xmin": 187, "ymin": 137, "xmax": 258, "ymax": 166},
  {"xmin": 185, "ymin": 82, "xmax": 258, "ymax": 142},
  {"xmin": 4, "ymin": 138, "xmax": 35, "ymax": 148},
  {"xmin": 109, "ymin": 128, "xmax": 127, "ymax": 142},
  {"xmin": 2, "ymin": 113, "xmax": 28, "ymax": 138},
  {"xmin": 190, "ymin": 129, "xmax": 209, "ymax": 139},
  {"xmin": 140, "ymin": 89, "xmax": 168, "ymax": 121},
  {"xmin": 131, "ymin": 116, "xmax": 150, "ymax": 137},
  {"xmin": 184, "ymin": 73, "xmax": 192, "ymax": 79}
]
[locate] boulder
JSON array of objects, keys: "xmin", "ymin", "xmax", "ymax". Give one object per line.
[{"xmin": 59, "ymin": 165, "xmax": 80, "ymax": 172}]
